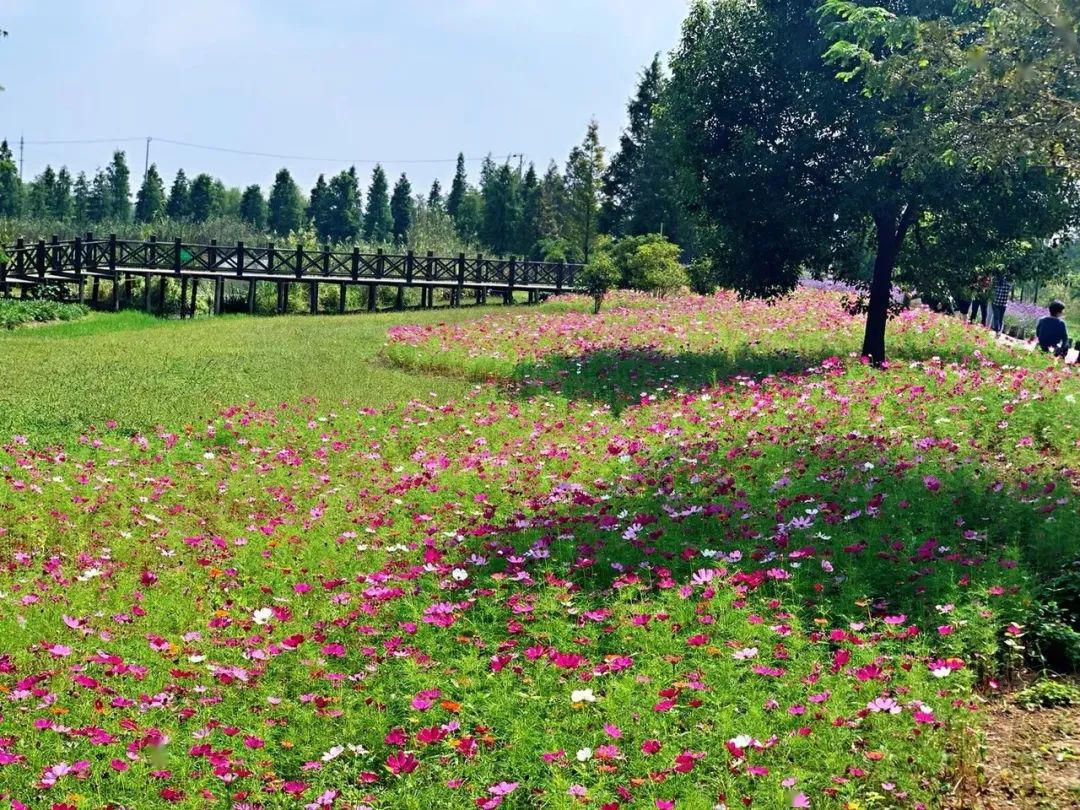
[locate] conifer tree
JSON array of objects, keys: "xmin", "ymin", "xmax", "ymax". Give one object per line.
[
  {"xmin": 564, "ymin": 120, "xmax": 605, "ymax": 261},
  {"xmin": 188, "ymin": 173, "xmax": 216, "ymax": 222},
  {"xmin": 363, "ymin": 165, "xmax": 393, "ymax": 243},
  {"xmin": 0, "ymin": 140, "xmax": 20, "ymax": 217},
  {"xmin": 390, "ymin": 173, "xmax": 414, "ymax": 244},
  {"xmin": 71, "ymin": 172, "xmax": 91, "ymax": 222},
  {"xmin": 428, "ymin": 179, "xmax": 443, "ymax": 209},
  {"xmin": 88, "ymin": 169, "xmax": 111, "ymax": 221},
  {"xmin": 54, "ymin": 167, "xmax": 73, "ymax": 220},
  {"xmin": 326, "ymin": 167, "xmax": 362, "ymax": 243},
  {"xmin": 134, "ymin": 164, "xmax": 166, "ymax": 223},
  {"xmin": 307, "ymin": 174, "xmax": 332, "ymax": 239},
  {"xmin": 166, "ymin": 169, "xmax": 190, "ymax": 220},
  {"xmin": 517, "ymin": 164, "xmax": 541, "ymax": 258},
  {"xmin": 446, "ymin": 153, "xmax": 467, "ymax": 220},
  {"xmin": 239, "ymin": 185, "xmax": 267, "ymax": 230},
  {"xmin": 106, "ymin": 150, "xmax": 131, "ymax": 221},
  {"xmin": 267, "ymin": 168, "xmax": 304, "ymax": 236},
  {"xmin": 481, "ymin": 162, "xmax": 521, "ymax": 256}
]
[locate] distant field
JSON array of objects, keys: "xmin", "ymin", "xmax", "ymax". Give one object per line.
[{"xmin": 0, "ymin": 306, "xmax": 511, "ymax": 440}]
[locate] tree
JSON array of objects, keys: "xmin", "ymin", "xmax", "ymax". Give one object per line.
[
  {"xmin": 538, "ymin": 162, "xmax": 568, "ymax": 244},
  {"xmin": 26, "ymin": 166, "xmax": 58, "ymax": 218},
  {"xmin": 307, "ymin": 174, "xmax": 332, "ymax": 239},
  {"xmin": 239, "ymin": 185, "xmax": 267, "ymax": 230},
  {"xmin": 624, "ymin": 237, "xmax": 688, "ymax": 295},
  {"xmin": 71, "ymin": 172, "xmax": 90, "ymax": 222},
  {"xmin": 363, "ymin": 165, "xmax": 393, "ymax": 243},
  {"xmin": 664, "ymin": 0, "xmax": 1077, "ymax": 363},
  {"xmin": 481, "ymin": 163, "xmax": 521, "ymax": 255},
  {"xmin": 390, "ymin": 173, "xmax": 414, "ymax": 244},
  {"xmin": 0, "ymin": 139, "xmax": 20, "ymax": 217},
  {"xmin": 564, "ymin": 120, "xmax": 605, "ymax": 262},
  {"xmin": 54, "ymin": 167, "xmax": 73, "ymax": 220},
  {"xmin": 517, "ymin": 163, "xmax": 542, "ymax": 258},
  {"xmin": 188, "ymin": 173, "xmax": 216, "ymax": 222},
  {"xmin": 166, "ymin": 169, "xmax": 190, "ymax": 220},
  {"xmin": 601, "ymin": 54, "xmax": 681, "ymax": 239},
  {"xmin": 582, "ymin": 250, "xmax": 619, "ymax": 314},
  {"xmin": 325, "ymin": 167, "xmax": 362, "ymax": 243},
  {"xmin": 106, "ymin": 151, "xmax": 131, "ymax": 222},
  {"xmin": 267, "ymin": 168, "xmax": 304, "ymax": 236},
  {"xmin": 428, "ymin": 179, "xmax": 443, "ymax": 209},
  {"xmin": 134, "ymin": 164, "xmax": 166, "ymax": 223},
  {"xmin": 88, "ymin": 169, "xmax": 111, "ymax": 222},
  {"xmin": 455, "ymin": 189, "xmax": 483, "ymax": 244},
  {"xmin": 446, "ymin": 153, "xmax": 468, "ymax": 221}
]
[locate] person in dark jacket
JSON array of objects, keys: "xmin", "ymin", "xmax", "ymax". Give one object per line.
[
  {"xmin": 991, "ymin": 273, "xmax": 1011, "ymax": 333},
  {"xmin": 1036, "ymin": 300, "xmax": 1071, "ymax": 358}
]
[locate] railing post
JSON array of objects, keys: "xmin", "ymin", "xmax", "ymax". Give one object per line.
[
  {"xmin": 455, "ymin": 252, "xmax": 465, "ymax": 307},
  {"xmin": 405, "ymin": 250, "xmax": 414, "ymax": 285},
  {"xmin": 36, "ymin": 239, "xmax": 46, "ymax": 281},
  {"xmin": 507, "ymin": 256, "xmax": 517, "ymax": 305},
  {"xmin": 295, "ymin": 244, "xmax": 304, "ymax": 279},
  {"xmin": 322, "ymin": 244, "xmax": 330, "ymax": 276},
  {"xmin": 148, "ymin": 235, "xmax": 157, "ymax": 269},
  {"xmin": 73, "ymin": 237, "xmax": 84, "ymax": 303},
  {"xmin": 475, "ymin": 253, "xmax": 485, "ymax": 305},
  {"xmin": 351, "ymin": 247, "xmax": 360, "ymax": 282},
  {"xmin": 174, "ymin": 238, "xmax": 182, "ymax": 275},
  {"xmin": 14, "ymin": 238, "xmax": 24, "ymax": 277},
  {"xmin": 236, "ymin": 241, "xmax": 245, "ymax": 279},
  {"xmin": 556, "ymin": 261, "xmax": 565, "ymax": 294},
  {"xmin": 376, "ymin": 248, "xmax": 385, "ymax": 279},
  {"xmin": 208, "ymin": 239, "xmax": 218, "ymax": 270},
  {"xmin": 109, "ymin": 234, "xmax": 119, "ymax": 311}
]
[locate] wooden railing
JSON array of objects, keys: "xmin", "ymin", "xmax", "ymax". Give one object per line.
[{"xmin": 0, "ymin": 234, "xmax": 585, "ymax": 316}]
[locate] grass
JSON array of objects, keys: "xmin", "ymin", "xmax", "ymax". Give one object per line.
[
  {"xmin": 0, "ymin": 306, "xmax": 508, "ymax": 440},
  {"xmin": 0, "ymin": 298, "xmax": 89, "ymax": 330},
  {"xmin": 0, "ymin": 291, "xmax": 1078, "ymax": 808}
]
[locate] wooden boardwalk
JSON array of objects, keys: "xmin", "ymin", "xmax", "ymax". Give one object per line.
[{"xmin": 0, "ymin": 235, "xmax": 585, "ymax": 316}]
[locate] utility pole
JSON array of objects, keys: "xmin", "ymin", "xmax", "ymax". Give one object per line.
[
  {"xmin": 18, "ymin": 134, "xmax": 23, "ymax": 180},
  {"xmin": 144, "ymin": 136, "xmax": 151, "ymax": 180}
]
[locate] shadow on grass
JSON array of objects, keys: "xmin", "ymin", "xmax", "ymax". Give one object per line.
[
  {"xmin": 488, "ymin": 429, "xmax": 1077, "ymax": 652},
  {"xmin": 507, "ymin": 336, "xmax": 1002, "ymax": 412}
]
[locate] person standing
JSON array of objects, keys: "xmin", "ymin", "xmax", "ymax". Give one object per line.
[
  {"xmin": 991, "ymin": 272, "xmax": 1011, "ymax": 333},
  {"xmin": 969, "ymin": 276, "xmax": 990, "ymax": 326}
]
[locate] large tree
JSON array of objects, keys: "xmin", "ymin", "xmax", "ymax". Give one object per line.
[
  {"xmin": 307, "ymin": 174, "xmax": 332, "ymax": 239},
  {"xmin": 363, "ymin": 165, "xmax": 393, "ymax": 243},
  {"xmin": 446, "ymin": 153, "xmax": 468, "ymax": 221},
  {"xmin": 664, "ymin": 0, "xmax": 1077, "ymax": 363},
  {"xmin": 239, "ymin": 184, "xmax": 267, "ymax": 230},
  {"xmin": 267, "ymin": 168, "xmax": 304, "ymax": 236},
  {"xmin": 188, "ymin": 173, "xmax": 217, "ymax": 223},
  {"xmin": 390, "ymin": 172, "xmax": 414, "ymax": 244},
  {"xmin": 326, "ymin": 167, "xmax": 362, "ymax": 243},
  {"xmin": 564, "ymin": 121, "xmax": 605, "ymax": 262},
  {"xmin": 481, "ymin": 163, "xmax": 521, "ymax": 255},
  {"xmin": 166, "ymin": 169, "xmax": 190, "ymax": 220},
  {"xmin": 135, "ymin": 164, "xmax": 166, "ymax": 223},
  {"xmin": 601, "ymin": 54, "xmax": 683, "ymax": 240},
  {"xmin": 106, "ymin": 151, "xmax": 131, "ymax": 222},
  {"xmin": 0, "ymin": 140, "xmax": 20, "ymax": 217}
]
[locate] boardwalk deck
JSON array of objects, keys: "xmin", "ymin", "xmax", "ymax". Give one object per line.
[{"xmin": 0, "ymin": 235, "xmax": 585, "ymax": 315}]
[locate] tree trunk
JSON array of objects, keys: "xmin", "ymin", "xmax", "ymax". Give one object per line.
[{"xmin": 861, "ymin": 205, "xmax": 916, "ymax": 366}]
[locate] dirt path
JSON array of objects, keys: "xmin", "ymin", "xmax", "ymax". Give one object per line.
[{"xmin": 950, "ymin": 694, "xmax": 1080, "ymax": 808}]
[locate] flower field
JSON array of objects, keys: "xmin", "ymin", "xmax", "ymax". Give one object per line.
[{"xmin": 1, "ymin": 290, "xmax": 1078, "ymax": 809}]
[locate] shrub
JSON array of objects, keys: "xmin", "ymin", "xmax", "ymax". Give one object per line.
[
  {"xmin": 581, "ymin": 252, "xmax": 619, "ymax": 314},
  {"xmin": 687, "ymin": 256, "xmax": 717, "ymax": 295},
  {"xmin": 626, "ymin": 240, "xmax": 688, "ymax": 296},
  {"xmin": 0, "ymin": 299, "xmax": 89, "ymax": 329},
  {"xmin": 1016, "ymin": 679, "xmax": 1080, "ymax": 710}
]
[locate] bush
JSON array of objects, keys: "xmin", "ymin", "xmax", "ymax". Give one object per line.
[
  {"xmin": 626, "ymin": 240, "xmax": 688, "ymax": 296},
  {"xmin": 1016, "ymin": 679, "xmax": 1080, "ymax": 710},
  {"xmin": 581, "ymin": 252, "xmax": 619, "ymax": 314},
  {"xmin": 687, "ymin": 256, "xmax": 717, "ymax": 295},
  {"xmin": 0, "ymin": 299, "xmax": 89, "ymax": 329}
]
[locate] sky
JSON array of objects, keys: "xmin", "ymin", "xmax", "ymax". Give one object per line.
[{"xmin": 0, "ymin": 0, "xmax": 690, "ymax": 197}]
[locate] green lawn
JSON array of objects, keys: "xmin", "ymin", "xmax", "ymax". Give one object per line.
[{"xmin": 0, "ymin": 307, "xmax": 498, "ymax": 440}]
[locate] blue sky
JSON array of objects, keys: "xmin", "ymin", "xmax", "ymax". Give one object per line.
[{"xmin": 0, "ymin": 0, "xmax": 690, "ymax": 196}]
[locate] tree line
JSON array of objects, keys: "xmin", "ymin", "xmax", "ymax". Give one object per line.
[{"xmin": 0, "ymin": 129, "xmax": 608, "ymax": 262}]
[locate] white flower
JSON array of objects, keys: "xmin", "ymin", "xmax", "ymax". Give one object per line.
[
  {"xmin": 451, "ymin": 568, "xmax": 468, "ymax": 581},
  {"xmin": 729, "ymin": 734, "xmax": 754, "ymax": 749},
  {"xmin": 203, "ymin": 452, "xmax": 215, "ymax": 459},
  {"xmin": 252, "ymin": 607, "xmax": 274, "ymax": 626},
  {"xmin": 321, "ymin": 745, "xmax": 345, "ymax": 762},
  {"xmin": 576, "ymin": 747, "xmax": 593, "ymax": 761},
  {"xmin": 733, "ymin": 647, "xmax": 758, "ymax": 660},
  {"xmin": 570, "ymin": 688, "xmax": 596, "ymax": 704},
  {"xmin": 931, "ymin": 666, "xmax": 952, "ymax": 678}
]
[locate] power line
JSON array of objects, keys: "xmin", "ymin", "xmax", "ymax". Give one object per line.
[{"xmin": 21, "ymin": 135, "xmax": 516, "ymax": 166}]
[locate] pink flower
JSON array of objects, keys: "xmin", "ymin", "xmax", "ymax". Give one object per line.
[{"xmin": 385, "ymin": 749, "xmax": 418, "ymax": 775}]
